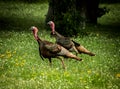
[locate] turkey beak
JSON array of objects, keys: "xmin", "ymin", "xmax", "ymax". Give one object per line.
[
  {"xmin": 29, "ymin": 28, "xmax": 33, "ymax": 32},
  {"xmin": 47, "ymin": 22, "xmax": 51, "ymax": 28},
  {"xmin": 29, "ymin": 27, "xmax": 34, "ymax": 33}
]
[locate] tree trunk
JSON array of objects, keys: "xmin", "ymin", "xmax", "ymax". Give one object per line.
[
  {"xmin": 45, "ymin": 0, "xmax": 69, "ymax": 23},
  {"xmin": 86, "ymin": 0, "xmax": 99, "ymax": 24},
  {"xmin": 46, "ymin": 0, "xmax": 99, "ymax": 36}
]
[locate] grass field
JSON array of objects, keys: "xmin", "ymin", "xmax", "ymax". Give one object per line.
[{"xmin": 0, "ymin": 1, "xmax": 120, "ymax": 89}]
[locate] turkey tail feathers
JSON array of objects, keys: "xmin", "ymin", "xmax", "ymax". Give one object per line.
[{"xmin": 72, "ymin": 40, "xmax": 80, "ymax": 46}]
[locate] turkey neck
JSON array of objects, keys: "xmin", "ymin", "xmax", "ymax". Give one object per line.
[
  {"xmin": 33, "ymin": 31, "xmax": 42, "ymax": 43},
  {"xmin": 37, "ymin": 36, "xmax": 42, "ymax": 43}
]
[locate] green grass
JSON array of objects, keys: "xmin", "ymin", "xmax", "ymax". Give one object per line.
[{"xmin": 0, "ymin": 1, "xmax": 120, "ymax": 89}]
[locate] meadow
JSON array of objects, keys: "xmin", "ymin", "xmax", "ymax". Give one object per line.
[{"xmin": 0, "ymin": 1, "xmax": 120, "ymax": 89}]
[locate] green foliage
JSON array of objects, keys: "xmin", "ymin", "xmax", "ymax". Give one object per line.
[
  {"xmin": 100, "ymin": 0, "xmax": 120, "ymax": 3},
  {"xmin": 54, "ymin": 11, "xmax": 83, "ymax": 36},
  {"xmin": 0, "ymin": 1, "xmax": 120, "ymax": 89},
  {"xmin": 0, "ymin": 0, "xmax": 48, "ymax": 3},
  {"xmin": 49, "ymin": 0, "xmax": 101, "ymax": 36},
  {"xmin": 50, "ymin": 0, "xmax": 84, "ymax": 36}
]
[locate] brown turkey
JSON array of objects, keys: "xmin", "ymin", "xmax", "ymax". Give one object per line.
[
  {"xmin": 30, "ymin": 26, "xmax": 82, "ymax": 69},
  {"xmin": 47, "ymin": 21, "xmax": 95, "ymax": 56}
]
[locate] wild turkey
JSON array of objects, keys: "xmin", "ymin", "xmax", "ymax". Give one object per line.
[
  {"xmin": 30, "ymin": 26, "xmax": 82, "ymax": 69},
  {"xmin": 47, "ymin": 21, "xmax": 95, "ymax": 56}
]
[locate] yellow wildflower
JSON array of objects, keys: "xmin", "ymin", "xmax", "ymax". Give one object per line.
[
  {"xmin": 96, "ymin": 73, "xmax": 99, "ymax": 76},
  {"xmin": 13, "ymin": 50, "xmax": 16, "ymax": 54},
  {"xmin": 116, "ymin": 73, "xmax": 120, "ymax": 78},
  {"xmin": 15, "ymin": 63, "xmax": 19, "ymax": 66},
  {"xmin": 20, "ymin": 62, "xmax": 25, "ymax": 67},
  {"xmin": 64, "ymin": 71, "xmax": 70, "ymax": 77},
  {"xmin": 19, "ymin": 60, "xmax": 26, "ymax": 67},
  {"xmin": 6, "ymin": 53, "xmax": 12, "ymax": 58},
  {"xmin": 0, "ymin": 54, "xmax": 5, "ymax": 58},
  {"xmin": 87, "ymin": 70, "xmax": 91, "ymax": 74},
  {"xmin": 41, "ymin": 72, "xmax": 44, "ymax": 76},
  {"xmin": 15, "ymin": 59, "xmax": 18, "ymax": 62},
  {"xmin": 6, "ymin": 50, "xmax": 11, "ymax": 54},
  {"xmin": 84, "ymin": 80, "xmax": 87, "ymax": 83},
  {"xmin": 5, "ymin": 50, "xmax": 12, "ymax": 59},
  {"xmin": 79, "ymin": 77, "xmax": 83, "ymax": 80}
]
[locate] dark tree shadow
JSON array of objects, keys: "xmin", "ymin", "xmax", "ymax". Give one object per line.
[{"xmin": 0, "ymin": 16, "xmax": 46, "ymax": 32}]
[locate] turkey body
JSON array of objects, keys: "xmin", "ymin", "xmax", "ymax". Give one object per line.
[
  {"xmin": 30, "ymin": 26, "xmax": 82, "ymax": 69},
  {"xmin": 48, "ymin": 21, "xmax": 95, "ymax": 56}
]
